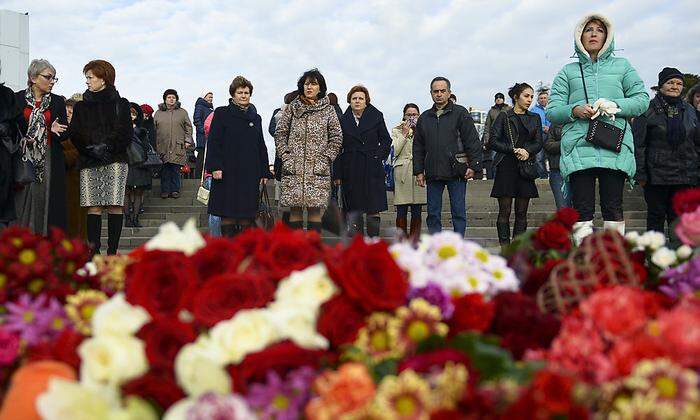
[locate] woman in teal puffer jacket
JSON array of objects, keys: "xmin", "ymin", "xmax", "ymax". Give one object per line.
[{"xmin": 547, "ymin": 13, "xmax": 648, "ymax": 244}]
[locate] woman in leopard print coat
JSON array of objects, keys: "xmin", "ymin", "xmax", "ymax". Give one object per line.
[{"xmin": 274, "ymin": 69, "xmax": 342, "ymax": 232}]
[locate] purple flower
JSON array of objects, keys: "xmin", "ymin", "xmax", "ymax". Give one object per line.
[
  {"xmin": 3, "ymin": 294, "xmax": 52, "ymax": 345},
  {"xmin": 408, "ymin": 282, "xmax": 454, "ymax": 319},
  {"xmin": 246, "ymin": 366, "xmax": 316, "ymax": 420},
  {"xmin": 187, "ymin": 392, "xmax": 255, "ymax": 420},
  {"xmin": 0, "ymin": 328, "xmax": 20, "ymax": 366},
  {"xmin": 660, "ymin": 255, "xmax": 700, "ymax": 298}
]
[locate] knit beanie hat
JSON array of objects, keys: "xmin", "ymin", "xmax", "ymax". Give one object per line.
[
  {"xmin": 495, "ymin": 92, "xmax": 505, "ymax": 100},
  {"xmin": 163, "ymin": 89, "xmax": 179, "ymax": 102},
  {"xmin": 657, "ymin": 67, "xmax": 684, "ymax": 87}
]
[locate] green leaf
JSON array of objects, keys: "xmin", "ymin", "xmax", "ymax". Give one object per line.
[
  {"xmin": 415, "ymin": 334, "xmax": 447, "ymax": 354},
  {"xmin": 372, "ymin": 358, "xmax": 399, "ymax": 382}
]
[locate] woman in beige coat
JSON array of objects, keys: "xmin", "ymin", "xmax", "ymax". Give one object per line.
[
  {"xmin": 154, "ymin": 89, "xmax": 193, "ymax": 198},
  {"xmin": 391, "ymin": 103, "xmax": 426, "ymax": 239},
  {"xmin": 274, "ymin": 69, "xmax": 342, "ymax": 232}
]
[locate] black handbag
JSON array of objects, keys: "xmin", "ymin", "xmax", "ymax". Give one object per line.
[
  {"xmin": 255, "ymin": 185, "xmax": 275, "ymax": 230},
  {"xmin": 13, "ymin": 138, "xmax": 37, "ymax": 185},
  {"xmin": 126, "ymin": 133, "xmax": 147, "ymax": 166},
  {"xmin": 579, "ymin": 62, "xmax": 627, "ymax": 153},
  {"xmin": 141, "ymin": 142, "xmax": 163, "ymax": 168},
  {"xmin": 505, "ymin": 115, "xmax": 538, "ymax": 180},
  {"xmin": 451, "ymin": 131, "xmax": 469, "ymax": 178}
]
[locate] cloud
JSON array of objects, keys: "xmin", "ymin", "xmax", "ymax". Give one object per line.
[{"xmin": 3, "ymin": 0, "xmax": 699, "ymax": 157}]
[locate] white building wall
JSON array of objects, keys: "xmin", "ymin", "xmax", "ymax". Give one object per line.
[{"xmin": 0, "ymin": 10, "xmax": 30, "ymax": 91}]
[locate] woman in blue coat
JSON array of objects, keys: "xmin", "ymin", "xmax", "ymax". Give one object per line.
[
  {"xmin": 547, "ymin": 13, "xmax": 648, "ymax": 244},
  {"xmin": 205, "ymin": 76, "xmax": 271, "ymax": 237},
  {"xmin": 333, "ymin": 85, "xmax": 391, "ymax": 237}
]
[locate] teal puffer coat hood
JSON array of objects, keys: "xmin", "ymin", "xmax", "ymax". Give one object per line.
[{"xmin": 546, "ymin": 13, "xmax": 649, "ymax": 180}]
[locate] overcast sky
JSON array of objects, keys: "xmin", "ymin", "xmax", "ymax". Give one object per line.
[{"xmin": 3, "ymin": 0, "xmax": 699, "ymax": 153}]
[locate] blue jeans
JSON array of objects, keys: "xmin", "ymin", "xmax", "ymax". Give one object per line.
[
  {"xmin": 548, "ymin": 169, "xmax": 571, "ymax": 210},
  {"xmin": 426, "ymin": 179, "xmax": 467, "ymax": 236},
  {"xmin": 536, "ymin": 149, "xmax": 548, "ymax": 179},
  {"xmin": 160, "ymin": 163, "xmax": 182, "ymax": 194},
  {"xmin": 203, "ymin": 177, "xmax": 221, "ymax": 236}
]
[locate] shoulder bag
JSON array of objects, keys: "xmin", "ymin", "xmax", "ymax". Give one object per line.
[
  {"xmin": 196, "ymin": 139, "xmax": 210, "ymax": 206},
  {"xmin": 451, "ymin": 118, "xmax": 469, "ymax": 178},
  {"xmin": 13, "ymin": 137, "xmax": 37, "ymax": 185},
  {"xmin": 505, "ymin": 115, "xmax": 538, "ymax": 180},
  {"xmin": 579, "ymin": 62, "xmax": 627, "ymax": 153},
  {"xmin": 255, "ymin": 185, "xmax": 275, "ymax": 230}
]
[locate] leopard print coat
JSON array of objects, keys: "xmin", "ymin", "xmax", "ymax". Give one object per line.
[{"xmin": 274, "ymin": 96, "xmax": 342, "ymax": 208}]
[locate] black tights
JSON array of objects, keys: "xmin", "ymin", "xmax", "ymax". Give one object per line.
[
  {"xmin": 396, "ymin": 204, "xmax": 422, "ymax": 219},
  {"xmin": 125, "ymin": 188, "xmax": 144, "ymax": 215},
  {"xmin": 497, "ymin": 197, "xmax": 530, "ymax": 233}
]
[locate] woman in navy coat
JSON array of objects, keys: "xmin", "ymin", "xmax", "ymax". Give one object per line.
[
  {"xmin": 333, "ymin": 85, "xmax": 391, "ymax": 237},
  {"xmin": 205, "ymin": 76, "xmax": 271, "ymax": 237}
]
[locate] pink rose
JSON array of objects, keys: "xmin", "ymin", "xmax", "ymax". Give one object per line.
[{"xmin": 675, "ymin": 208, "xmax": 700, "ymax": 246}]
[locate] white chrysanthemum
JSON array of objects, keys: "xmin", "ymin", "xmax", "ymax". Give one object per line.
[
  {"xmin": 676, "ymin": 245, "xmax": 693, "ymax": 260},
  {"xmin": 637, "ymin": 231, "xmax": 666, "ymax": 251},
  {"xmin": 651, "ymin": 247, "xmax": 678, "ymax": 269},
  {"xmin": 91, "ymin": 293, "xmax": 151, "ymax": 338},
  {"xmin": 174, "ymin": 342, "xmax": 231, "ymax": 397},
  {"xmin": 209, "ymin": 310, "xmax": 278, "ymax": 364},
  {"xmin": 144, "ymin": 218, "xmax": 206, "ymax": 256},
  {"xmin": 273, "ymin": 263, "xmax": 337, "ymax": 310},
  {"xmin": 78, "ymin": 334, "xmax": 148, "ymax": 386}
]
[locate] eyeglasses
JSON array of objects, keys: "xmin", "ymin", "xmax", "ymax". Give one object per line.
[{"xmin": 39, "ymin": 74, "xmax": 58, "ymax": 83}]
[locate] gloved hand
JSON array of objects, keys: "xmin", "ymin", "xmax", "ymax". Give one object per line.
[{"xmin": 591, "ymin": 98, "xmax": 621, "ymax": 121}]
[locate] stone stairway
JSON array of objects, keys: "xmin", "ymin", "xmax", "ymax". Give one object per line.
[{"xmin": 104, "ymin": 178, "xmax": 647, "ymax": 253}]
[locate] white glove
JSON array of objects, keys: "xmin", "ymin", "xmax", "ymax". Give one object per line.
[{"xmin": 591, "ymin": 98, "xmax": 621, "ymax": 121}]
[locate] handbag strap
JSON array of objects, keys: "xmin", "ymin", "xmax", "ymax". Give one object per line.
[
  {"xmin": 578, "ymin": 62, "xmax": 590, "ymax": 104},
  {"xmin": 200, "ymin": 137, "xmax": 209, "ymax": 185},
  {"xmin": 259, "ymin": 184, "xmax": 271, "ymax": 207},
  {"xmin": 505, "ymin": 114, "xmax": 517, "ymax": 150}
]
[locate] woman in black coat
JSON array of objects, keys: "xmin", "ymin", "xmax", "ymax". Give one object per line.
[
  {"xmin": 15, "ymin": 59, "xmax": 69, "ymax": 235},
  {"xmin": 70, "ymin": 60, "xmax": 132, "ymax": 255},
  {"xmin": 333, "ymin": 86, "xmax": 391, "ymax": 237},
  {"xmin": 489, "ymin": 83, "xmax": 543, "ymax": 248},
  {"xmin": 206, "ymin": 76, "xmax": 271, "ymax": 237},
  {"xmin": 633, "ymin": 68, "xmax": 700, "ymax": 243},
  {"xmin": 0, "ymin": 83, "xmax": 20, "ymax": 229}
]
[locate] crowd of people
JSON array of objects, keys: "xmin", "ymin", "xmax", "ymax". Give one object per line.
[{"xmin": 0, "ymin": 12, "xmax": 698, "ymax": 255}]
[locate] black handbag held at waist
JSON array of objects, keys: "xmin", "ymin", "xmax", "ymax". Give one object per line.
[{"xmin": 579, "ymin": 62, "xmax": 626, "ymax": 153}]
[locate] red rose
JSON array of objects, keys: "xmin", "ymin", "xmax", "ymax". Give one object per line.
[
  {"xmin": 137, "ymin": 317, "xmax": 197, "ymax": 368},
  {"xmin": 122, "ymin": 367, "xmax": 185, "ymax": 411},
  {"xmin": 125, "ymin": 250, "xmax": 198, "ymax": 318},
  {"xmin": 533, "ymin": 221, "xmax": 572, "ymax": 252},
  {"xmin": 398, "ymin": 349, "xmax": 472, "ymax": 374},
  {"xmin": 26, "ymin": 327, "xmax": 84, "ymax": 370},
  {"xmin": 609, "ymin": 332, "xmax": 666, "ymax": 377},
  {"xmin": 192, "ymin": 272, "xmax": 276, "ymax": 328},
  {"xmin": 554, "ymin": 207, "xmax": 579, "ymax": 230},
  {"xmin": 228, "ymin": 340, "xmax": 334, "ymax": 394},
  {"xmin": 523, "ymin": 259, "xmax": 563, "ymax": 296},
  {"xmin": 253, "ymin": 224, "xmax": 325, "ymax": 281},
  {"xmin": 672, "ymin": 187, "xmax": 700, "ymax": 215},
  {"xmin": 191, "ymin": 237, "xmax": 255, "ymax": 284},
  {"xmin": 325, "ymin": 236, "xmax": 408, "ymax": 313},
  {"xmin": 316, "ymin": 295, "xmax": 366, "ymax": 348},
  {"xmin": 449, "ymin": 294, "xmax": 495, "ymax": 334}
]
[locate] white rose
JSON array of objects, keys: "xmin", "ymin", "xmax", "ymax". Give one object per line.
[
  {"xmin": 174, "ymin": 342, "xmax": 231, "ymax": 397},
  {"xmin": 79, "ymin": 335, "xmax": 148, "ymax": 386},
  {"xmin": 267, "ymin": 306, "xmax": 328, "ymax": 350},
  {"xmin": 144, "ymin": 218, "xmax": 206, "ymax": 256},
  {"xmin": 91, "ymin": 293, "xmax": 151, "ymax": 338},
  {"xmin": 651, "ymin": 247, "xmax": 677, "ymax": 269},
  {"xmin": 163, "ymin": 398, "xmax": 195, "ymax": 420},
  {"xmin": 676, "ymin": 245, "xmax": 693, "ymax": 260},
  {"xmin": 624, "ymin": 231, "xmax": 640, "ymax": 244},
  {"xmin": 273, "ymin": 264, "xmax": 337, "ymax": 310},
  {"xmin": 37, "ymin": 378, "xmax": 113, "ymax": 420},
  {"xmin": 209, "ymin": 309, "xmax": 278, "ymax": 364},
  {"xmin": 638, "ymin": 231, "xmax": 666, "ymax": 251}
]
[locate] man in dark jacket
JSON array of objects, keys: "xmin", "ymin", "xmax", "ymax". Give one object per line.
[
  {"xmin": 413, "ymin": 77, "xmax": 482, "ymax": 237},
  {"xmin": 481, "ymin": 93, "xmax": 511, "ymax": 179},
  {"xmin": 543, "ymin": 124, "xmax": 570, "ymax": 209},
  {"xmin": 193, "ymin": 91, "xmax": 214, "ymax": 178}
]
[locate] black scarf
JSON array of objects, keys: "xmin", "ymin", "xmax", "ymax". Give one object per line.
[{"xmin": 656, "ymin": 94, "xmax": 685, "ymax": 147}]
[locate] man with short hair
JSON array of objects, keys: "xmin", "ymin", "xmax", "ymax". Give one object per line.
[
  {"xmin": 530, "ymin": 89, "xmax": 550, "ymax": 179},
  {"xmin": 414, "ymin": 77, "xmax": 482, "ymax": 237},
  {"xmin": 481, "ymin": 92, "xmax": 511, "ymax": 179}
]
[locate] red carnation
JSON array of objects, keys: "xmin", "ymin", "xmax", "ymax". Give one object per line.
[
  {"xmin": 523, "ymin": 258, "xmax": 563, "ymax": 296},
  {"xmin": 398, "ymin": 349, "xmax": 472, "ymax": 374},
  {"xmin": 449, "ymin": 293, "xmax": 495, "ymax": 334},
  {"xmin": 324, "ymin": 236, "xmax": 408, "ymax": 313},
  {"xmin": 125, "ymin": 250, "xmax": 198, "ymax": 318},
  {"xmin": 316, "ymin": 295, "xmax": 366, "ymax": 348},
  {"xmin": 554, "ymin": 207, "xmax": 579, "ymax": 230},
  {"xmin": 253, "ymin": 224, "xmax": 324, "ymax": 281},
  {"xmin": 228, "ymin": 340, "xmax": 334, "ymax": 394},
  {"xmin": 192, "ymin": 272, "xmax": 276, "ymax": 328},
  {"xmin": 609, "ymin": 332, "xmax": 666, "ymax": 376},
  {"xmin": 137, "ymin": 317, "xmax": 197, "ymax": 368},
  {"xmin": 673, "ymin": 187, "xmax": 700, "ymax": 216},
  {"xmin": 533, "ymin": 221, "xmax": 572, "ymax": 252},
  {"xmin": 122, "ymin": 367, "xmax": 185, "ymax": 411}
]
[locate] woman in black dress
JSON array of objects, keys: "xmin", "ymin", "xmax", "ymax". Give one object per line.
[
  {"xmin": 489, "ymin": 83, "xmax": 543, "ymax": 248},
  {"xmin": 205, "ymin": 76, "xmax": 271, "ymax": 237}
]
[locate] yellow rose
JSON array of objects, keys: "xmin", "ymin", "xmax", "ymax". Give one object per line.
[{"xmin": 36, "ymin": 378, "xmax": 112, "ymax": 420}]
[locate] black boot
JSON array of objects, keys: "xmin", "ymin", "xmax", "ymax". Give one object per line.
[
  {"xmin": 132, "ymin": 214, "xmax": 142, "ymax": 228},
  {"xmin": 308, "ymin": 221, "xmax": 323, "ymax": 233},
  {"xmin": 221, "ymin": 224, "xmax": 237, "ymax": 237},
  {"xmin": 107, "ymin": 213, "xmax": 124, "ymax": 255},
  {"xmin": 124, "ymin": 212, "xmax": 134, "ymax": 227},
  {"xmin": 347, "ymin": 213, "xmax": 364, "ymax": 237},
  {"xmin": 288, "ymin": 220, "xmax": 304, "ymax": 230},
  {"xmin": 496, "ymin": 221, "xmax": 511, "ymax": 246},
  {"xmin": 86, "ymin": 214, "xmax": 102, "ymax": 255},
  {"xmin": 513, "ymin": 218, "xmax": 528, "ymax": 240},
  {"xmin": 366, "ymin": 215, "xmax": 381, "ymax": 237}
]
